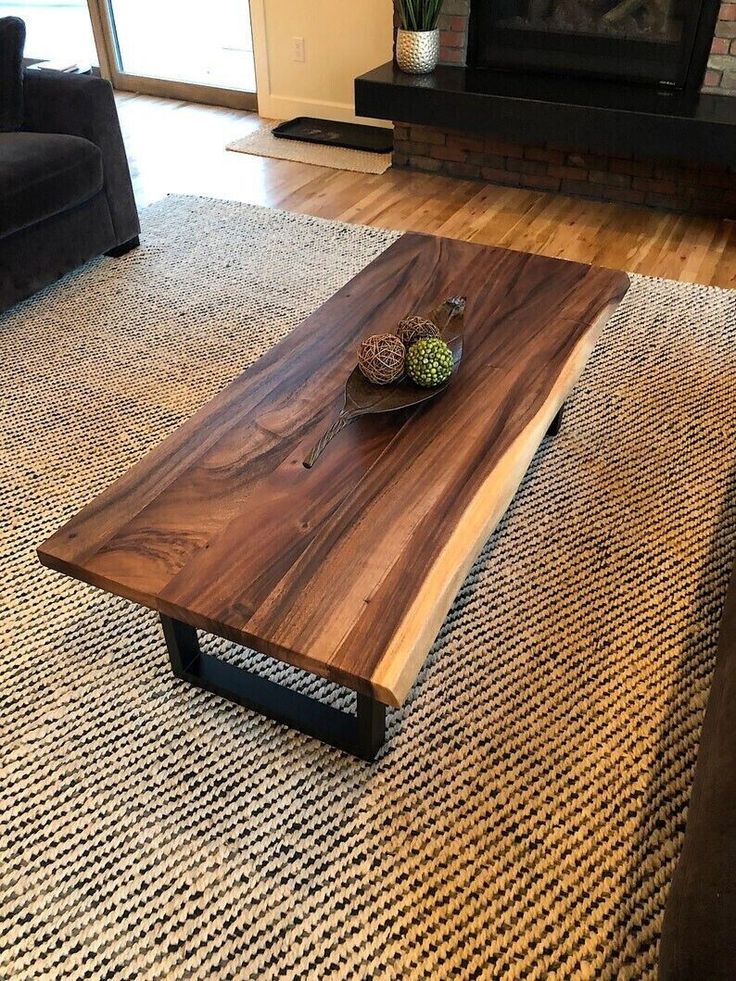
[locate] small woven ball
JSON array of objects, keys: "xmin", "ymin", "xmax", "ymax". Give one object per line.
[
  {"xmin": 406, "ymin": 337, "xmax": 454, "ymax": 388},
  {"xmin": 357, "ymin": 333, "xmax": 406, "ymax": 385},
  {"xmin": 396, "ymin": 316, "xmax": 439, "ymax": 348}
]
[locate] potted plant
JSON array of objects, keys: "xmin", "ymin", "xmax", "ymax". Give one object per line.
[{"xmin": 395, "ymin": 0, "xmax": 444, "ymax": 75}]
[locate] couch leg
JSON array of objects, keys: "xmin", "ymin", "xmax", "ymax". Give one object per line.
[{"xmin": 105, "ymin": 236, "xmax": 140, "ymax": 258}]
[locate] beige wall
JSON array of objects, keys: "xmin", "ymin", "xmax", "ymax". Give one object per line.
[{"xmin": 250, "ymin": 0, "xmax": 393, "ymax": 124}]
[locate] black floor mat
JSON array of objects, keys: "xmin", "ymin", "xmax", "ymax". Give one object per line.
[{"xmin": 272, "ymin": 117, "xmax": 393, "ymax": 154}]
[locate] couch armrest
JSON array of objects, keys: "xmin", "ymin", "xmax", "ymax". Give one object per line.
[{"xmin": 22, "ymin": 70, "xmax": 139, "ymax": 244}]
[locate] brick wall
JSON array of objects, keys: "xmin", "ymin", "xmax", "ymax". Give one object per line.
[
  {"xmin": 393, "ymin": 3, "xmax": 736, "ymax": 215},
  {"xmin": 392, "ymin": 124, "xmax": 736, "ymax": 217},
  {"xmin": 705, "ymin": 2, "xmax": 736, "ymax": 92},
  {"xmin": 437, "ymin": 0, "xmax": 470, "ymax": 65}
]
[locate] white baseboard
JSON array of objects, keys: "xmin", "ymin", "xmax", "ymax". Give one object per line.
[{"xmin": 256, "ymin": 93, "xmax": 393, "ymax": 129}]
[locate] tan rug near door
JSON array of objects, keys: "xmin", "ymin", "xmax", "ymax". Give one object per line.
[
  {"xmin": 227, "ymin": 120, "xmax": 392, "ymax": 174},
  {"xmin": 3, "ymin": 195, "xmax": 736, "ymax": 979}
]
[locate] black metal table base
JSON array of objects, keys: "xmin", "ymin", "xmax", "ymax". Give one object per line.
[
  {"xmin": 160, "ymin": 615, "xmax": 386, "ymax": 761},
  {"xmin": 546, "ymin": 403, "xmax": 564, "ymax": 438}
]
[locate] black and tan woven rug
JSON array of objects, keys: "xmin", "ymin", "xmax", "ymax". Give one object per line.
[{"xmin": 3, "ymin": 196, "xmax": 736, "ymax": 980}]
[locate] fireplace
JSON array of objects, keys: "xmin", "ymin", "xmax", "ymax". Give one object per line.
[
  {"xmin": 355, "ymin": 0, "xmax": 736, "ymax": 218},
  {"xmin": 467, "ymin": 0, "xmax": 721, "ymax": 88}
]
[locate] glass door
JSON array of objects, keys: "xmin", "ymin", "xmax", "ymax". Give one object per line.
[
  {"xmin": 90, "ymin": 0, "xmax": 257, "ymax": 109},
  {"xmin": 1, "ymin": 0, "xmax": 97, "ymax": 68}
]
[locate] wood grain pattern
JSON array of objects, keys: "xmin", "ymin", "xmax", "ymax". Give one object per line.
[{"xmin": 38, "ymin": 233, "xmax": 629, "ymax": 706}]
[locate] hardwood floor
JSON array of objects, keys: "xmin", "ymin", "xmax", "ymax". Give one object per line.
[{"xmin": 116, "ymin": 92, "xmax": 736, "ymax": 288}]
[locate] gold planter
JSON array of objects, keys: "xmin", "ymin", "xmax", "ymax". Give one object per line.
[{"xmin": 396, "ymin": 29, "xmax": 440, "ymax": 75}]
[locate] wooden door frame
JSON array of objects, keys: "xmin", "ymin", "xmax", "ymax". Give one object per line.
[{"xmin": 86, "ymin": 0, "xmax": 258, "ymax": 110}]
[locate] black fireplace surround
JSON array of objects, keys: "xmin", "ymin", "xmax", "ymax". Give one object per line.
[{"xmin": 468, "ymin": 0, "xmax": 722, "ymax": 89}]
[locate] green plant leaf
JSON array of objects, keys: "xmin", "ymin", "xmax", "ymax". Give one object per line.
[{"xmin": 395, "ymin": 0, "xmax": 444, "ymax": 31}]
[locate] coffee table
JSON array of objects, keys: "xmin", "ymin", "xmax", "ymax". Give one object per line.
[{"xmin": 38, "ymin": 233, "xmax": 629, "ymax": 760}]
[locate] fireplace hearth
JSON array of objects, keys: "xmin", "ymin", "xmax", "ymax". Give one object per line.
[
  {"xmin": 468, "ymin": 0, "xmax": 721, "ymax": 88},
  {"xmin": 354, "ymin": 0, "xmax": 736, "ymax": 217}
]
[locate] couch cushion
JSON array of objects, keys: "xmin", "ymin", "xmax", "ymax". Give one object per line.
[
  {"xmin": 0, "ymin": 131, "xmax": 103, "ymax": 237},
  {"xmin": 0, "ymin": 17, "xmax": 25, "ymax": 132}
]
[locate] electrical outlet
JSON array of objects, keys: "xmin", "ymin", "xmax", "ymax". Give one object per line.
[{"xmin": 292, "ymin": 36, "xmax": 305, "ymax": 62}]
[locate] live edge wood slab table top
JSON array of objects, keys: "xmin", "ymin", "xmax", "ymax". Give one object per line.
[{"xmin": 38, "ymin": 233, "xmax": 629, "ymax": 759}]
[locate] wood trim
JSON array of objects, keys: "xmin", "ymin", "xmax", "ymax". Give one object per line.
[
  {"xmin": 248, "ymin": 0, "xmax": 271, "ymax": 110},
  {"xmin": 110, "ymin": 75, "xmax": 257, "ymax": 111},
  {"xmin": 247, "ymin": 0, "xmax": 391, "ymax": 126},
  {"xmin": 85, "ymin": 0, "xmax": 113, "ymax": 79}
]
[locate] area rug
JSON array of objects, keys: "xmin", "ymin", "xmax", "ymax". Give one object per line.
[
  {"xmin": 3, "ymin": 195, "xmax": 736, "ymax": 980},
  {"xmin": 227, "ymin": 120, "xmax": 392, "ymax": 174}
]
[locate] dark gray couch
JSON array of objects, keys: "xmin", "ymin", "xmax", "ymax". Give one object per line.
[{"xmin": 0, "ymin": 67, "xmax": 140, "ymax": 312}]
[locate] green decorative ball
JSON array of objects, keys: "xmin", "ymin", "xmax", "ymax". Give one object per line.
[{"xmin": 406, "ymin": 337, "xmax": 454, "ymax": 388}]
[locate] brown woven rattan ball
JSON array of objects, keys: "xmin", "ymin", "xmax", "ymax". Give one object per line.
[
  {"xmin": 396, "ymin": 316, "xmax": 440, "ymax": 348},
  {"xmin": 357, "ymin": 333, "xmax": 406, "ymax": 385}
]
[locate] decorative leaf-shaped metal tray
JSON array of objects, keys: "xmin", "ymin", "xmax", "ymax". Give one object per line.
[{"xmin": 304, "ymin": 296, "xmax": 466, "ymax": 468}]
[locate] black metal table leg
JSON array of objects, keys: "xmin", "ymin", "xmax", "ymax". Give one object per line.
[
  {"xmin": 160, "ymin": 614, "xmax": 386, "ymax": 761},
  {"xmin": 546, "ymin": 403, "xmax": 564, "ymax": 438}
]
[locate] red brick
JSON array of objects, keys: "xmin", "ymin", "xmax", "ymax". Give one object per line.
[
  {"xmin": 466, "ymin": 152, "xmax": 506, "ymax": 169},
  {"xmin": 720, "ymin": 4, "xmax": 736, "ymax": 21},
  {"xmin": 524, "ymin": 146, "xmax": 565, "ymax": 165},
  {"xmin": 450, "ymin": 134, "xmax": 485, "ymax": 152},
  {"xmin": 560, "ymin": 179, "xmax": 600, "ymax": 199},
  {"xmin": 410, "ymin": 126, "xmax": 445, "ymax": 145},
  {"xmin": 691, "ymin": 183, "xmax": 730, "ymax": 202},
  {"xmin": 651, "ymin": 163, "xmax": 687, "ymax": 182},
  {"xmin": 632, "ymin": 177, "xmax": 679, "ymax": 195},
  {"xmin": 514, "ymin": 159, "xmax": 548, "ymax": 176},
  {"xmin": 712, "ymin": 37, "xmax": 730, "ymax": 55},
  {"xmin": 441, "ymin": 31, "xmax": 465, "ymax": 48},
  {"xmin": 598, "ymin": 187, "xmax": 647, "ymax": 206},
  {"xmin": 588, "ymin": 169, "xmax": 632, "ymax": 188},
  {"xmin": 566, "ymin": 152, "xmax": 609, "ymax": 170},
  {"xmin": 705, "ymin": 68, "xmax": 724, "ymax": 86},
  {"xmin": 480, "ymin": 167, "xmax": 523, "ymax": 187},
  {"xmin": 430, "ymin": 144, "xmax": 468, "ymax": 163},
  {"xmin": 393, "ymin": 124, "xmax": 409, "ymax": 141},
  {"xmin": 548, "ymin": 165, "xmax": 590, "ymax": 181},
  {"xmin": 644, "ymin": 192, "xmax": 689, "ymax": 211},
  {"xmin": 441, "ymin": 0, "xmax": 470, "ymax": 15},
  {"xmin": 610, "ymin": 158, "xmax": 654, "ymax": 178},
  {"xmin": 547, "ymin": 141, "xmax": 580, "ymax": 155},
  {"xmin": 518, "ymin": 174, "xmax": 562, "ymax": 192},
  {"xmin": 409, "ymin": 155, "xmax": 443, "ymax": 173},
  {"xmin": 394, "ymin": 122, "xmax": 732, "ymax": 216},
  {"xmin": 485, "ymin": 138, "xmax": 524, "ymax": 158},
  {"xmin": 694, "ymin": 168, "xmax": 735, "ymax": 189},
  {"xmin": 440, "ymin": 46, "xmax": 464, "ymax": 64},
  {"xmin": 401, "ymin": 141, "xmax": 432, "ymax": 157},
  {"xmin": 446, "ymin": 161, "xmax": 481, "ymax": 179},
  {"xmin": 446, "ymin": 15, "xmax": 467, "ymax": 32}
]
